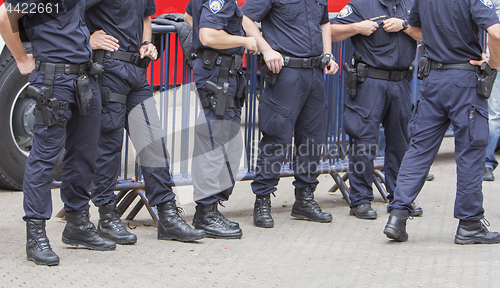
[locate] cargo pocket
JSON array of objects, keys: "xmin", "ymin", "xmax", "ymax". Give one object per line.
[
  {"xmin": 259, "ymin": 95, "xmax": 291, "ymax": 138},
  {"xmin": 343, "ymin": 98, "xmax": 370, "ymax": 138},
  {"xmin": 469, "ymin": 104, "xmax": 489, "ymax": 147},
  {"xmin": 101, "ymin": 103, "xmax": 125, "ymax": 134}
]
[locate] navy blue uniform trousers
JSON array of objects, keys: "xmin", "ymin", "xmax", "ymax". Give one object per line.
[
  {"xmin": 388, "ymin": 70, "xmax": 488, "ymax": 220},
  {"xmin": 344, "ymin": 77, "xmax": 412, "ymax": 207},
  {"xmin": 191, "ymin": 58, "xmax": 243, "ymax": 205},
  {"xmin": 23, "ymin": 70, "xmax": 101, "ymax": 220},
  {"xmin": 91, "ymin": 59, "xmax": 175, "ymax": 208},
  {"xmin": 251, "ymin": 67, "xmax": 327, "ymax": 196}
]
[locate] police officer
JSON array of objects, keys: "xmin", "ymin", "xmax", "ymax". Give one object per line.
[
  {"xmin": 85, "ymin": 0, "xmax": 206, "ymax": 243},
  {"xmin": 185, "ymin": 0, "xmax": 257, "ymax": 238},
  {"xmin": 242, "ymin": 0, "xmax": 339, "ymax": 228},
  {"xmin": 483, "ymin": 0, "xmax": 500, "ymax": 182},
  {"xmin": 330, "ymin": 0, "xmax": 423, "ymax": 220},
  {"xmin": 384, "ymin": 0, "xmax": 500, "ymax": 244},
  {"xmin": 0, "ymin": 0, "xmax": 115, "ymax": 266}
]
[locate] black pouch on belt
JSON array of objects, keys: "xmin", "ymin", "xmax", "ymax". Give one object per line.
[
  {"xmin": 477, "ymin": 62, "xmax": 498, "ymax": 99},
  {"xmin": 74, "ymin": 75, "xmax": 93, "ymax": 117}
]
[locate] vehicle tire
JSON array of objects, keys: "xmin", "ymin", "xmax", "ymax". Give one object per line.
[{"xmin": 0, "ymin": 44, "xmax": 62, "ymax": 190}]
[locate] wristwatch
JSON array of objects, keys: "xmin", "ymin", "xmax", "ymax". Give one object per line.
[
  {"xmin": 324, "ymin": 53, "xmax": 335, "ymax": 62},
  {"xmin": 401, "ymin": 20, "xmax": 409, "ymax": 31},
  {"xmin": 141, "ymin": 41, "xmax": 152, "ymax": 46}
]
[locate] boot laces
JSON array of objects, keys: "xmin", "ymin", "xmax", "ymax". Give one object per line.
[
  {"xmin": 214, "ymin": 201, "xmax": 231, "ymax": 226},
  {"xmin": 107, "ymin": 208, "xmax": 127, "ymax": 231},
  {"xmin": 256, "ymin": 196, "xmax": 271, "ymax": 214},
  {"xmin": 83, "ymin": 213, "xmax": 100, "ymax": 237},
  {"xmin": 304, "ymin": 191, "xmax": 321, "ymax": 212},
  {"xmin": 31, "ymin": 222, "xmax": 52, "ymax": 251}
]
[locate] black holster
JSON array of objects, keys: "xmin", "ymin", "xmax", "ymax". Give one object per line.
[
  {"xmin": 262, "ymin": 63, "xmax": 277, "ymax": 86},
  {"xmin": 235, "ymin": 72, "xmax": 247, "ymax": 109},
  {"xmin": 417, "ymin": 56, "xmax": 431, "ymax": 80},
  {"xmin": 27, "ymin": 62, "xmax": 71, "ymax": 129},
  {"xmin": 28, "ymin": 85, "xmax": 70, "ymax": 129},
  {"xmin": 477, "ymin": 62, "xmax": 498, "ymax": 99},
  {"xmin": 199, "ymin": 49, "xmax": 245, "ymax": 115},
  {"xmin": 343, "ymin": 62, "xmax": 357, "ymax": 98}
]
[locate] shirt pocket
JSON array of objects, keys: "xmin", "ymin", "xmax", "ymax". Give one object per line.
[{"xmin": 276, "ymin": 0, "xmax": 302, "ymax": 22}]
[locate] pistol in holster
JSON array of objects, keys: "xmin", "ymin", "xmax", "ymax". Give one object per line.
[
  {"xmin": 477, "ymin": 62, "xmax": 498, "ymax": 99},
  {"xmin": 417, "ymin": 56, "xmax": 431, "ymax": 80},
  {"xmin": 28, "ymin": 85, "xmax": 70, "ymax": 129},
  {"xmin": 204, "ymin": 80, "xmax": 231, "ymax": 116}
]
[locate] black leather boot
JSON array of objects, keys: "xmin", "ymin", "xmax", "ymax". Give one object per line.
[
  {"xmin": 157, "ymin": 201, "xmax": 205, "ymax": 242},
  {"xmin": 254, "ymin": 194, "xmax": 274, "ymax": 228},
  {"xmin": 26, "ymin": 219, "xmax": 59, "ymax": 266},
  {"xmin": 383, "ymin": 210, "xmax": 409, "ymax": 242},
  {"xmin": 98, "ymin": 201, "xmax": 137, "ymax": 245},
  {"xmin": 192, "ymin": 202, "xmax": 242, "ymax": 239},
  {"xmin": 291, "ymin": 186, "xmax": 332, "ymax": 222},
  {"xmin": 454, "ymin": 219, "xmax": 500, "ymax": 245},
  {"xmin": 350, "ymin": 203, "xmax": 377, "ymax": 219},
  {"xmin": 62, "ymin": 210, "xmax": 116, "ymax": 251},
  {"xmin": 410, "ymin": 203, "xmax": 424, "ymax": 217}
]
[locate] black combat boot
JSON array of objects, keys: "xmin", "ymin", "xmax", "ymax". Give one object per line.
[
  {"xmin": 62, "ymin": 210, "xmax": 116, "ymax": 251},
  {"xmin": 383, "ymin": 209, "xmax": 409, "ymax": 242},
  {"xmin": 192, "ymin": 202, "xmax": 242, "ymax": 239},
  {"xmin": 157, "ymin": 201, "xmax": 206, "ymax": 242},
  {"xmin": 350, "ymin": 202, "xmax": 377, "ymax": 219},
  {"xmin": 26, "ymin": 219, "xmax": 59, "ymax": 266},
  {"xmin": 454, "ymin": 219, "xmax": 500, "ymax": 245},
  {"xmin": 253, "ymin": 194, "xmax": 274, "ymax": 228},
  {"xmin": 410, "ymin": 203, "xmax": 424, "ymax": 217},
  {"xmin": 98, "ymin": 201, "xmax": 137, "ymax": 245},
  {"xmin": 291, "ymin": 186, "xmax": 332, "ymax": 222}
]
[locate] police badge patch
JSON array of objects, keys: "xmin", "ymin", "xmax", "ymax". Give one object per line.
[
  {"xmin": 337, "ymin": 5, "xmax": 353, "ymax": 18},
  {"xmin": 480, "ymin": 0, "xmax": 494, "ymax": 9},
  {"xmin": 210, "ymin": 0, "xmax": 225, "ymax": 13}
]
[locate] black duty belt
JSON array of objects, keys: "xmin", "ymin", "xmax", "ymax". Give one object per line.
[
  {"xmin": 365, "ymin": 66, "xmax": 411, "ymax": 82},
  {"xmin": 430, "ymin": 61, "xmax": 477, "ymax": 72},
  {"xmin": 283, "ymin": 55, "xmax": 322, "ymax": 69},
  {"xmin": 93, "ymin": 50, "xmax": 151, "ymax": 69},
  {"xmin": 35, "ymin": 60, "xmax": 88, "ymax": 75}
]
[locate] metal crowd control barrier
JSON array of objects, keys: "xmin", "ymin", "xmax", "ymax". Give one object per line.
[{"xmin": 53, "ymin": 25, "xmax": 426, "ymax": 222}]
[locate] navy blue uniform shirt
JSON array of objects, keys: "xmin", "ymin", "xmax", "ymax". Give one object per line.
[
  {"xmin": 186, "ymin": 0, "xmax": 245, "ymax": 56},
  {"xmin": 409, "ymin": 0, "xmax": 499, "ymax": 63},
  {"xmin": 85, "ymin": 0, "xmax": 156, "ymax": 52},
  {"xmin": 7, "ymin": 0, "xmax": 91, "ymax": 64},
  {"xmin": 331, "ymin": 0, "xmax": 416, "ymax": 70},
  {"xmin": 242, "ymin": 0, "xmax": 329, "ymax": 58}
]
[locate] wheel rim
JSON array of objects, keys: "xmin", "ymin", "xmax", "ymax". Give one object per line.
[{"xmin": 10, "ymin": 83, "xmax": 34, "ymax": 157}]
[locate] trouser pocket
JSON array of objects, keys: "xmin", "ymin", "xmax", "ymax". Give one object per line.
[{"xmin": 469, "ymin": 104, "xmax": 489, "ymax": 147}]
